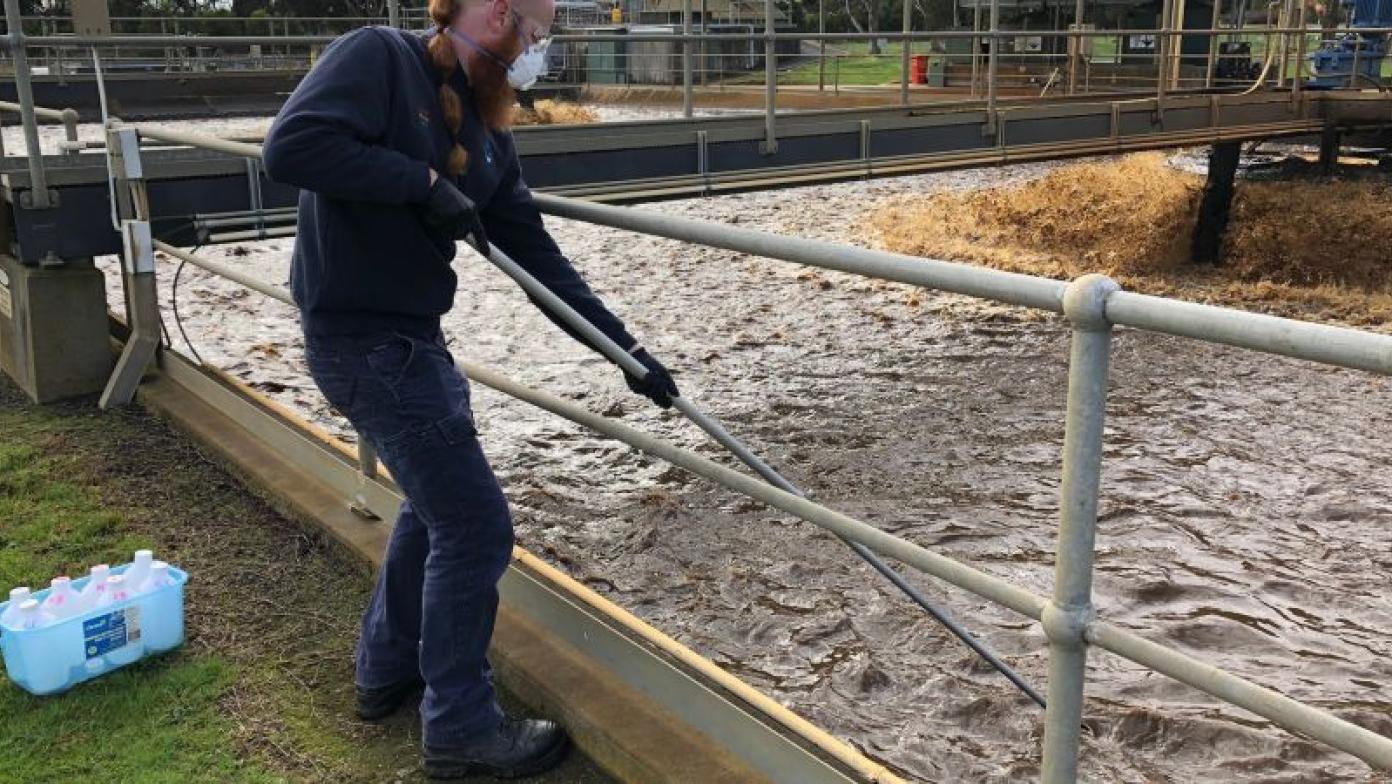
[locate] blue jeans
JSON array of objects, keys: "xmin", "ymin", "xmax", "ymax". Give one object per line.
[{"xmin": 304, "ymin": 329, "xmax": 511, "ymax": 746}]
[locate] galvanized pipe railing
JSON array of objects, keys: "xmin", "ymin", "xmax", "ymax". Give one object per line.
[
  {"xmin": 3, "ymin": 0, "xmax": 50, "ymax": 207},
  {"xmin": 533, "ymin": 194, "xmax": 1392, "ymax": 375},
  {"xmin": 130, "ymin": 237, "xmax": 1392, "ymax": 776},
  {"xmin": 94, "ymin": 124, "xmax": 1392, "ymax": 781},
  {"xmin": 0, "ymin": 100, "xmax": 79, "ymax": 152},
  {"xmin": 7, "ymin": 26, "xmax": 1389, "ymax": 46},
  {"xmin": 1, "ymin": 19, "xmax": 1381, "ymax": 152}
]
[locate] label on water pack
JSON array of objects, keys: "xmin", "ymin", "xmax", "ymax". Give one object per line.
[{"xmin": 82, "ymin": 607, "xmax": 142, "ymax": 659}]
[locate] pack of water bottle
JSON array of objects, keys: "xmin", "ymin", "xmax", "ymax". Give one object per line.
[{"xmin": 0, "ymin": 550, "xmax": 187, "ymax": 695}]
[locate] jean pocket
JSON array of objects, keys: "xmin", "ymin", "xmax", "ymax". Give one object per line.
[
  {"xmin": 364, "ymin": 333, "xmax": 418, "ymax": 395},
  {"xmin": 434, "ymin": 410, "xmax": 478, "ymax": 445},
  {"xmin": 305, "ymin": 346, "xmax": 357, "ymax": 413}
]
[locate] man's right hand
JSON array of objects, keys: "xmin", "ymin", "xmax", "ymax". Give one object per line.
[{"xmin": 423, "ymin": 176, "xmax": 489, "ymax": 253}]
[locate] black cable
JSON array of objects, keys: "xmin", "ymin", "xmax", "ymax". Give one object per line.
[
  {"xmin": 153, "ymin": 221, "xmax": 201, "ymax": 353},
  {"xmin": 171, "ymin": 246, "xmax": 206, "ymax": 367}
]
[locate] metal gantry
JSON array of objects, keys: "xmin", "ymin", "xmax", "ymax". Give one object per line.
[{"xmin": 84, "ymin": 115, "xmax": 1392, "ymax": 783}]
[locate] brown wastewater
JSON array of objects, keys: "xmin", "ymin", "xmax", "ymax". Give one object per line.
[{"xmin": 83, "ymin": 131, "xmax": 1392, "ymax": 782}]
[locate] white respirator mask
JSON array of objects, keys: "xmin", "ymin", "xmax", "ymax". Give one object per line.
[
  {"xmin": 506, "ymin": 41, "xmax": 550, "ymax": 90},
  {"xmin": 448, "ymin": 16, "xmax": 550, "ymax": 92}
]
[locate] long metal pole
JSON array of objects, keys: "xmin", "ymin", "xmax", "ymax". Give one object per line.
[
  {"xmin": 1292, "ymin": 0, "xmax": 1307, "ymax": 99},
  {"xmin": 818, "ymin": 0, "xmax": 827, "ymax": 90},
  {"xmin": 4, "ymin": 0, "xmax": 51, "ymax": 209},
  {"xmin": 479, "ymin": 239, "xmax": 1044, "ymax": 706},
  {"xmin": 971, "ymin": 0, "xmax": 982, "ymax": 96},
  {"xmin": 388, "ymin": 0, "xmax": 401, "ymax": 28},
  {"xmin": 901, "ymin": 0, "xmax": 913, "ymax": 105},
  {"xmin": 533, "ymin": 194, "xmax": 1392, "ymax": 374},
  {"xmin": 1277, "ymin": 0, "xmax": 1292, "ymax": 86},
  {"xmin": 986, "ymin": 0, "xmax": 1000, "ymax": 133},
  {"xmin": 1039, "ymin": 274, "xmax": 1118, "ymax": 783},
  {"xmin": 1205, "ymin": 0, "xmax": 1222, "ymax": 87},
  {"xmin": 700, "ymin": 0, "xmax": 708, "ymax": 87},
  {"xmin": 1170, "ymin": 0, "xmax": 1187, "ymax": 87},
  {"xmin": 1157, "ymin": 0, "xmax": 1173, "ymax": 102},
  {"xmin": 763, "ymin": 0, "xmax": 777, "ymax": 153},
  {"xmin": 683, "ymin": 0, "xmax": 694, "ymax": 117},
  {"xmin": 1068, "ymin": 0, "xmax": 1085, "ymax": 94}
]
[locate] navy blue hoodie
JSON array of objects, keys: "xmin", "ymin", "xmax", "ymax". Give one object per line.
[{"xmin": 263, "ymin": 26, "xmax": 636, "ymax": 350}]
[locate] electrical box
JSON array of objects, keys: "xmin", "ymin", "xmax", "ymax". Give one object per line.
[{"xmin": 72, "ymin": 0, "xmax": 112, "ymax": 36}]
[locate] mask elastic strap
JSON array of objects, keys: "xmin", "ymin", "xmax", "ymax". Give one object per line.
[{"xmin": 446, "ymin": 27, "xmax": 512, "ymax": 71}]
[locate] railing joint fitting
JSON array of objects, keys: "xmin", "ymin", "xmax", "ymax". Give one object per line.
[
  {"xmin": 1041, "ymin": 601, "xmax": 1094, "ymax": 649},
  {"xmin": 1062, "ymin": 273, "xmax": 1120, "ymax": 331}
]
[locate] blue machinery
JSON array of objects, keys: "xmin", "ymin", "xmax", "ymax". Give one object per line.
[{"xmin": 1309, "ymin": 0, "xmax": 1392, "ymax": 86}]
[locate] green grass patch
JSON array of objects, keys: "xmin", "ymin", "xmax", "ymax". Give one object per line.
[
  {"xmin": 0, "ymin": 656, "xmax": 277, "ymax": 784},
  {"xmin": 0, "ymin": 380, "xmax": 609, "ymax": 782},
  {"xmin": 0, "ymin": 403, "xmax": 276, "ymax": 784}
]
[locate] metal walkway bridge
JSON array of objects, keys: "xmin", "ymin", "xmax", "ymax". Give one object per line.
[{"xmin": 5, "ymin": 88, "xmax": 1392, "ymax": 264}]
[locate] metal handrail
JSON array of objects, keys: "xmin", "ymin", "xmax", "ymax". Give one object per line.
[
  {"xmin": 95, "ymin": 122, "xmax": 1392, "ymax": 782},
  {"xmin": 6, "ymin": 26, "xmax": 1392, "ymax": 44},
  {"xmin": 533, "ymin": 195, "xmax": 1392, "ymax": 375},
  {"xmin": 0, "ymin": 99, "xmax": 79, "ymax": 159},
  {"xmin": 133, "ymin": 119, "xmax": 1046, "ymax": 703}
]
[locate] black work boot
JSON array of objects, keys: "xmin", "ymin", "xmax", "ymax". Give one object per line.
[
  {"xmin": 355, "ymin": 675, "xmax": 425, "ymax": 721},
  {"xmin": 423, "ymin": 717, "xmax": 570, "ymax": 780}
]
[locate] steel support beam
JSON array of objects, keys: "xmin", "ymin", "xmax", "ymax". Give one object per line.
[
  {"xmin": 4, "ymin": 0, "xmax": 52, "ymax": 209},
  {"xmin": 1040, "ymin": 274, "xmax": 1118, "ymax": 783},
  {"xmin": 1190, "ymin": 140, "xmax": 1241, "ymax": 265},
  {"xmin": 901, "ymin": 0, "xmax": 913, "ymax": 105},
  {"xmin": 762, "ymin": 0, "xmax": 778, "ymax": 153},
  {"xmin": 986, "ymin": 0, "xmax": 1000, "ymax": 134},
  {"xmin": 683, "ymin": 0, "xmax": 694, "ymax": 118}
]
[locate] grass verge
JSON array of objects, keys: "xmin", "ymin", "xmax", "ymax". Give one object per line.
[{"xmin": 0, "ymin": 377, "xmax": 605, "ymax": 782}]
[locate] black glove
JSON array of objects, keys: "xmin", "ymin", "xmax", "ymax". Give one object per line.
[
  {"xmin": 624, "ymin": 347, "xmax": 679, "ymax": 409},
  {"xmin": 423, "ymin": 176, "xmax": 488, "ymax": 253}
]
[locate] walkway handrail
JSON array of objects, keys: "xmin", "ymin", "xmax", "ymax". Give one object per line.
[
  {"xmin": 104, "ymin": 125, "xmax": 1392, "ymax": 782},
  {"xmin": 0, "ymin": 100, "xmax": 79, "ymax": 159},
  {"xmin": 0, "ymin": 99, "xmax": 77, "ymax": 124},
  {"xmin": 533, "ymin": 194, "xmax": 1392, "ymax": 375},
  {"xmin": 144, "ymin": 239, "xmax": 1392, "ymax": 775}
]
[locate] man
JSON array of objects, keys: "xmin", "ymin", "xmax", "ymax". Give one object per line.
[{"xmin": 262, "ymin": 0, "xmax": 679, "ymax": 778}]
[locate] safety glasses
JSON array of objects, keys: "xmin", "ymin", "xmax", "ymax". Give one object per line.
[{"xmin": 508, "ymin": 6, "xmax": 552, "ymax": 47}]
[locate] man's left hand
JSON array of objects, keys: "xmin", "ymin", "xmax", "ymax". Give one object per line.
[{"xmin": 624, "ymin": 348, "xmax": 679, "ymax": 409}]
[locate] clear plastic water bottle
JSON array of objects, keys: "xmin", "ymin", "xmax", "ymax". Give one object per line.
[
  {"xmin": 78, "ymin": 564, "xmax": 111, "ymax": 611},
  {"xmin": 137, "ymin": 562, "xmax": 182, "ymax": 653},
  {"xmin": 138, "ymin": 562, "xmax": 174, "ymax": 595},
  {"xmin": 94, "ymin": 574, "xmax": 133, "ymax": 609},
  {"xmin": 13, "ymin": 599, "xmax": 55, "ymax": 630},
  {"xmin": 126, "ymin": 550, "xmax": 154, "ymax": 592},
  {"xmin": 1, "ymin": 587, "xmax": 32, "ymax": 628},
  {"xmin": 40, "ymin": 577, "xmax": 81, "ymax": 620},
  {"xmin": 94, "ymin": 574, "xmax": 142, "ymax": 667}
]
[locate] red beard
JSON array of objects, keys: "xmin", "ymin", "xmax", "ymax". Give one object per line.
[{"xmin": 466, "ymin": 52, "xmax": 517, "ymax": 132}]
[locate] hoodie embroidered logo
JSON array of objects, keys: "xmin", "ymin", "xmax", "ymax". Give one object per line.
[{"xmin": 415, "ymin": 108, "xmax": 431, "ymax": 127}]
